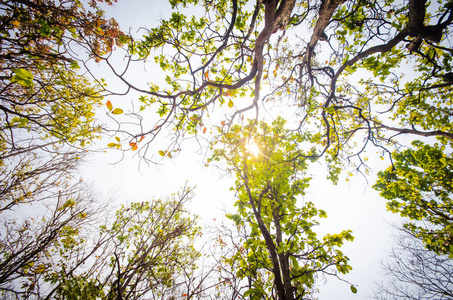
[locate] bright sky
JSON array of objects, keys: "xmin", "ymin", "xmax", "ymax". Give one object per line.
[{"xmin": 81, "ymin": 1, "xmax": 403, "ymax": 298}]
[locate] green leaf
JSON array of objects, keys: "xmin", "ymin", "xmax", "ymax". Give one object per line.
[
  {"xmin": 12, "ymin": 68, "xmax": 34, "ymax": 87},
  {"xmin": 243, "ymin": 288, "xmax": 264, "ymax": 297},
  {"xmin": 111, "ymin": 108, "xmax": 124, "ymax": 115},
  {"xmin": 70, "ymin": 60, "xmax": 80, "ymax": 70},
  {"xmin": 350, "ymin": 285, "xmax": 357, "ymax": 294},
  {"xmin": 37, "ymin": 20, "xmax": 51, "ymax": 36}
]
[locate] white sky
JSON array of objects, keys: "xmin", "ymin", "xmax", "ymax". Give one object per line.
[{"xmin": 80, "ymin": 1, "xmax": 404, "ymax": 298}]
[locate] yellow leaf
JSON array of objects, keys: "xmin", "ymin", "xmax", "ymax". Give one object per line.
[
  {"xmin": 11, "ymin": 20, "xmax": 20, "ymax": 28},
  {"xmin": 228, "ymin": 99, "xmax": 234, "ymax": 108},
  {"xmin": 158, "ymin": 150, "xmax": 165, "ymax": 156},
  {"xmin": 112, "ymin": 108, "xmax": 123, "ymax": 115},
  {"xmin": 34, "ymin": 264, "xmax": 46, "ymax": 274}
]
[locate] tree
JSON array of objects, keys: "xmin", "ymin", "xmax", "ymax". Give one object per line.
[
  {"xmin": 0, "ymin": 0, "xmax": 129, "ymax": 214},
  {"xmin": 97, "ymin": 0, "xmax": 452, "ymax": 168},
  {"xmin": 373, "ymin": 228, "xmax": 453, "ymax": 300},
  {"xmin": 373, "ymin": 141, "xmax": 453, "ymax": 256},
  {"xmin": 210, "ymin": 118, "xmax": 354, "ymax": 300},
  {"xmin": 97, "ymin": 186, "xmax": 201, "ymax": 300},
  {"xmin": 0, "ymin": 182, "xmax": 103, "ymax": 299},
  {"xmin": 0, "ymin": 1, "xmax": 130, "ymax": 298},
  {"xmin": 0, "ymin": 0, "xmax": 128, "ymax": 156},
  {"xmin": 1, "ymin": 184, "xmax": 202, "ymax": 300}
]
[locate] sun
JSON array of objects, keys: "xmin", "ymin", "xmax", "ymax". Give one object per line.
[{"xmin": 246, "ymin": 140, "xmax": 260, "ymax": 157}]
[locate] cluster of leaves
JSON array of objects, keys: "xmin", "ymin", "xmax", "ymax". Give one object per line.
[
  {"xmin": 374, "ymin": 141, "xmax": 453, "ymax": 257},
  {"xmin": 211, "ymin": 118, "xmax": 354, "ymax": 299},
  {"xmin": 0, "ymin": 0, "xmax": 129, "ymax": 153}
]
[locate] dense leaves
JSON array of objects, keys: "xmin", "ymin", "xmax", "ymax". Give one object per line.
[
  {"xmin": 212, "ymin": 118, "xmax": 354, "ymax": 299},
  {"xmin": 374, "ymin": 141, "xmax": 453, "ymax": 256}
]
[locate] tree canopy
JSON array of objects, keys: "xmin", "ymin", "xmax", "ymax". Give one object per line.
[
  {"xmin": 101, "ymin": 0, "xmax": 453, "ymax": 167},
  {"xmin": 211, "ymin": 118, "xmax": 354, "ymax": 299}
]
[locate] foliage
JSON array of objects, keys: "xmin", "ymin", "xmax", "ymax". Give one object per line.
[
  {"xmin": 96, "ymin": 0, "xmax": 452, "ymax": 170},
  {"xmin": 98, "ymin": 187, "xmax": 201, "ymax": 300},
  {"xmin": 374, "ymin": 141, "xmax": 453, "ymax": 257},
  {"xmin": 373, "ymin": 228, "xmax": 453, "ymax": 300},
  {"xmin": 211, "ymin": 118, "xmax": 354, "ymax": 299},
  {"xmin": 0, "ymin": 0, "xmax": 128, "ymax": 155},
  {"xmin": 0, "ymin": 184, "xmax": 201, "ymax": 300},
  {"xmin": 0, "ymin": 183, "xmax": 101, "ymax": 299}
]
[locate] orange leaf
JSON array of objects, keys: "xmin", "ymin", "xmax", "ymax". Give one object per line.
[
  {"xmin": 221, "ymin": 121, "xmax": 225, "ymax": 126},
  {"xmin": 106, "ymin": 100, "xmax": 113, "ymax": 111},
  {"xmin": 132, "ymin": 145, "xmax": 138, "ymax": 151},
  {"xmin": 129, "ymin": 142, "xmax": 136, "ymax": 147},
  {"xmin": 203, "ymin": 127, "xmax": 207, "ymax": 134},
  {"xmin": 139, "ymin": 136, "xmax": 145, "ymax": 142}
]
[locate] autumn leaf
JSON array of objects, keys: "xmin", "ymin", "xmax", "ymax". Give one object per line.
[
  {"xmin": 139, "ymin": 136, "xmax": 145, "ymax": 142},
  {"xmin": 158, "ymin": 150, "xmax": 165, "ymax": 156},
  {"xmin": 203, "ymin": 127, "xmax": 207, "ymax": 134},
  {"xmin": 34, "ymin": 264, "xmax": 46, "ymax": 274},
  {"xmin": 221, "ymin": 120, "xmax": 225, "ymax": 126},
  {"xmin": 11, "ymin": 20, "xmax": 20, "ymax": 28},
  {"xmin": 228, "ymin": 99, "xmax": 234, "ymax": 108},
  {"xmin": 112, "ymin": 108, "xmax": 123, "ymax": 115},
  {"xmin": 106, "ymin": 100, "xmax": 113, "ymax": 111},
  {"xmin": 107, "ymin": 143, "xmax": 117, "ymax": 148},
  {"xmin": 129, "ymin": 142, "xmax": 136, "ymax": 147},
  {"xmin": 132, "ymin": 145, "xmax": 138, "ymax": 151}
]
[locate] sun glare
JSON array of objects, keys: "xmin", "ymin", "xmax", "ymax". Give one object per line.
[{"xmin": 246, "ymin": 140, "xmax": 260, "ymax": 157}]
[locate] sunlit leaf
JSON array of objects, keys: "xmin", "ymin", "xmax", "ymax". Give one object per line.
[{"xmin": 112, "ymin": 108, "xmax": 123, "ymax": 115}]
